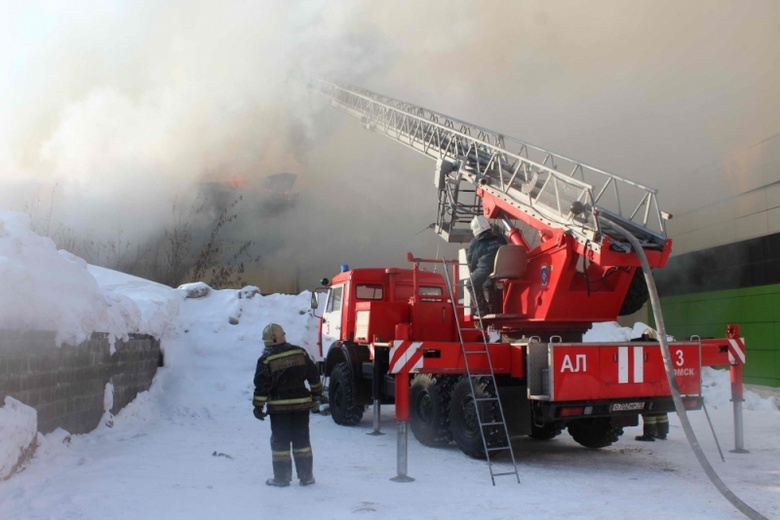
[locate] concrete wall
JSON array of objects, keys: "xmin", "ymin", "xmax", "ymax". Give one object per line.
[
  {"xmin": 0, "ymin": 330, "xmax": 162, "ymax": 434},
  {"xmin": 667, "ymin": 134, "xmax": 780, "ymax": 256}
]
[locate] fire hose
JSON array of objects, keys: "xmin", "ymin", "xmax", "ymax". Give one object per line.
[{"xmin": 604, "ymin": 221, "xmax": 768, "ymax": 520}]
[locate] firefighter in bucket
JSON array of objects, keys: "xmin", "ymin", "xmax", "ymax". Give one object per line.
[{"xmin": 467, "ymin": 215, "xmax": 508, "ymax": 315}]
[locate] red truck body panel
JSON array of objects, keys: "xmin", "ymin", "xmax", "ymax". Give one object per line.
[{"xmin": 548, "ymin": 342, "xmax": 701, "ymax": 401}]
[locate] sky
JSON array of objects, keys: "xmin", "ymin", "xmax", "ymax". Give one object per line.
[
  {"xmin": 1, "ymin": 1, "xmax": 779, "ymax": 288},
  {"xmin": 0, "ymin": 208, "xmax": 779, "ymax": 520}
]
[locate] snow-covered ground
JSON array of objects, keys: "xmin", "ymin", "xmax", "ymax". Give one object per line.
[{"xmin": 1, "ymin": 208, "xmax": 779, "ymax": 520}]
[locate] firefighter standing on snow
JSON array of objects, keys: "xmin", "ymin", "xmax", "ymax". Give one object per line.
[
  {"xmin": 253, "ymin": 323, "xmax": 323, "ymax": 487},
  {"xmin": 467, "ymin": 215, "xmax": 508, "ymax": 314}
]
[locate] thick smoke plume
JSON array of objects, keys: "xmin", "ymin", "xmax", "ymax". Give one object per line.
[{"xmin": 1, "ymin": 1, "xmax": 778, "ymax": 289}]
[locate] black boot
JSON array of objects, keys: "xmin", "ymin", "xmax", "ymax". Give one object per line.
[
  {"xmin": 294, "ymin": 449, "xmax": 315, "ymax": 486},
  {"xmin": 473, "ymin": 291, "xmax": 488, "ymax": 317},
  {"xmin": 655, "ymin": 417, "xmax": 669, "ymax": 440},
  {"xmin": 484, "ymin": 284, "xmax": 502, "ymax": 315},
  {"xmin": 267, "ymin": 457, "xmax": 292, "ymax": 487},
  {"xmin": 635, "ymin": 420, "xmax": 657, "ymax": 442}
]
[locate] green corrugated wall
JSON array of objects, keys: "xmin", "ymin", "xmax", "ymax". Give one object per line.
[{"xmin": 656, "ymin": 285, "xmax": 780, "ymax": 387}]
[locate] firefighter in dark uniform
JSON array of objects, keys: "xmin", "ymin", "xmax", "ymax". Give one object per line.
[
  {"xmin": 253, "ymin": 323, "xmax": 323, "ymax": 486},
  {"xmin": 467, "ymin": 215, "xmax": 508, "ymax": 314}
]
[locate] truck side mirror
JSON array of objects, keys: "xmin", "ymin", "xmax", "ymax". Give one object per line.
[{"xmin": 310, "ymin": 287, "xmax": 328, "ymax": 318}]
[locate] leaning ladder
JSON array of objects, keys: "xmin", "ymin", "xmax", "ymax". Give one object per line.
[{"xmin": 441, "ymin": 258, "xmax": 520, "ymax": 485}]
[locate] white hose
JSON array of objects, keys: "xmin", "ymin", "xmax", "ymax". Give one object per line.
[{"xmin": 604, "ymin": 222, "xmax": 768, "ymax": 520}]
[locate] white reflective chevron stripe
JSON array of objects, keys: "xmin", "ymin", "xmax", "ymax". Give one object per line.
[
  {"xmin": 389, "ymin": 341, "xmax": 423, "ymax": 374},
  {"xmin": 727, "ymin": 338, "xmax": 746, "ymax": 365},
  {"xmin": 618, "ymin": 346, "xmax": 644, "ymax": 384}
]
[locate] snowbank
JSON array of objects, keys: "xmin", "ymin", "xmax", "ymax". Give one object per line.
[
  {"xmin": 0, "ymin": 209, "xmax": 179, "ymax": 346},
  {"xmin": 0, "ymin": 209, "xmax": 182, "ymax": 477},
  {"xmin": 0, "ymin": 397, "xmax": 37, "ymax": 480}
]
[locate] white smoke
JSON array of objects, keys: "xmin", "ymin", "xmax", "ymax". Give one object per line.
[{"xmin": 1, "ymin": 0, "xmax": 778, "ymax": 285}]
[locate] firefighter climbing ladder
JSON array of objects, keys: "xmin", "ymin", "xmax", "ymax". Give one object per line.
[{"xmin": 441, "ymin": 258, "xmax": 520, "ymax": 485}]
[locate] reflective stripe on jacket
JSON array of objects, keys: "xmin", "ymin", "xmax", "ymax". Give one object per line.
[{"xmin": 253, "ymin": 342, "xmax": 322, "ymax": 413}]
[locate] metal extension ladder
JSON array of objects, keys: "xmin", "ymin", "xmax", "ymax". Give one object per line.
[{"xmin": 441, "ymin": 258, "xmax": 520, "ymax": 485}]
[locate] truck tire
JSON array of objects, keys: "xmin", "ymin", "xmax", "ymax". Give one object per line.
[
  {"xmin": 328, "ymin": 362, "xmax": 365, "ymax": 426},
  {"xmin": 409, "ymin": 374, "xmax": 455, "ymax": 447},
  {"xmin": 529, "ymin": 421, "xmax": 564, "ymax": 440},
  {"xmin": 619, "ymin": 269, "xmax": 649, "ymax": 316},
  {"xmin": 567, "ymin": 417, "xmax": 623, "ymax": 448},
  {"xmin": 448, "ymin": 376, "xmax": 505, "ymax": 459}
]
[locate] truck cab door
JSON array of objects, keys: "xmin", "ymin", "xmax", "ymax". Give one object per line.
[{"xmin": 321, "ymin": 285, "xmax": 344, "ymax": 348}]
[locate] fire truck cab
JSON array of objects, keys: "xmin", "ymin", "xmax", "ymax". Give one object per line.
[{"xmin": 314, "ymin": 266, "xmax": 484, "ymax": 423}]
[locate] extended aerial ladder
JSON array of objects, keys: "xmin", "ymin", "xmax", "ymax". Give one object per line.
[{"xmin": 301, "ymin": 75, "xmax": 673, "ymax": 338}]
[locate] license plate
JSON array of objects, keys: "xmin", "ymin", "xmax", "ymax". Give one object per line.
[{"xmin": 611, "ymin": 402, "xmax": 645, "ymax": 411}]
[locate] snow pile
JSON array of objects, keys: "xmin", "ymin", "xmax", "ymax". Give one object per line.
[
  {"xmin": 171, "ymin": 283, "xmax": 320, "ymax": 361},
  {"xmin": 0, "ymin": 207, "xmax": 317, "ymax": 479},
  {"xmin": 0, "ymin": 397, "xmax": 37, "ymax": 480},
  {"xmin": 583, "ymin": 321, "xmax": 642, "ymax": 341},
  {"xmin": 701, "ymin": 367, "xmax": 778, "ymax": 412},
  {"xmin": 0, "ymin": 209, "xmax": 179, "ymax": 346},
  {"xmin": 88, "ymin": 265, "xmax": 181, "ymax": 342},
  {"xmin": 582, "ymin": 321, "xmax": 673, "ymax": 342}
]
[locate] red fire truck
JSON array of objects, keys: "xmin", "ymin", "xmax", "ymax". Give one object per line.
[{"xmin": 305, "ymin": 77, "xmax": 746, "ymax": 479}]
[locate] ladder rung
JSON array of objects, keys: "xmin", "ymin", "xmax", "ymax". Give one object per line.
[
  {"xmin": 486, "ymin": 446, "xmax": 508, "ymax": 452},
  {"xmin": 481, "ymin": 421, "xmax": 505, "ymax": 427},
  {"xmin": 474, "ymin": 397, "xmax": 499, "ymax": 403},
  {"xmin": 464, "ymin": 349, "xmax": 488, "ymax": 354},
  {"xmin": 491, "ymin": 471, "xmax": 518, "ymax": 477}
]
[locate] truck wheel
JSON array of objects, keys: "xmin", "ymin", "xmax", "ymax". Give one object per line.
[
  {"xmin": 619, "ymin": 269, "xmax": 649, "ymax": 316},
  {"xmin": 449, "ymin": 376, "xmax": 505, "ymax": 459},
  {"xmin": 567, "ymin": 417, "xmax": 623, "ymax": 448},
  {"xmin": 409, "ymin": 374, "xmax": 454, "ymax": 447},
  {"xmin": 328, "ymin": 362, "xmax": 365, "ymax": 426},
  {"xmin": 529, "ymin": 421, "xmax": 564, "ymax": 440}
]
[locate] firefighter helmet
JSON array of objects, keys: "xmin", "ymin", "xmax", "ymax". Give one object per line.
[
  {"xmin": 262, "ymin": 323, "xmax": 287, "ymax": 346},
  {"xmin": 470, "ymin": 215, "xmax": 491, "ymax": 237}
]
